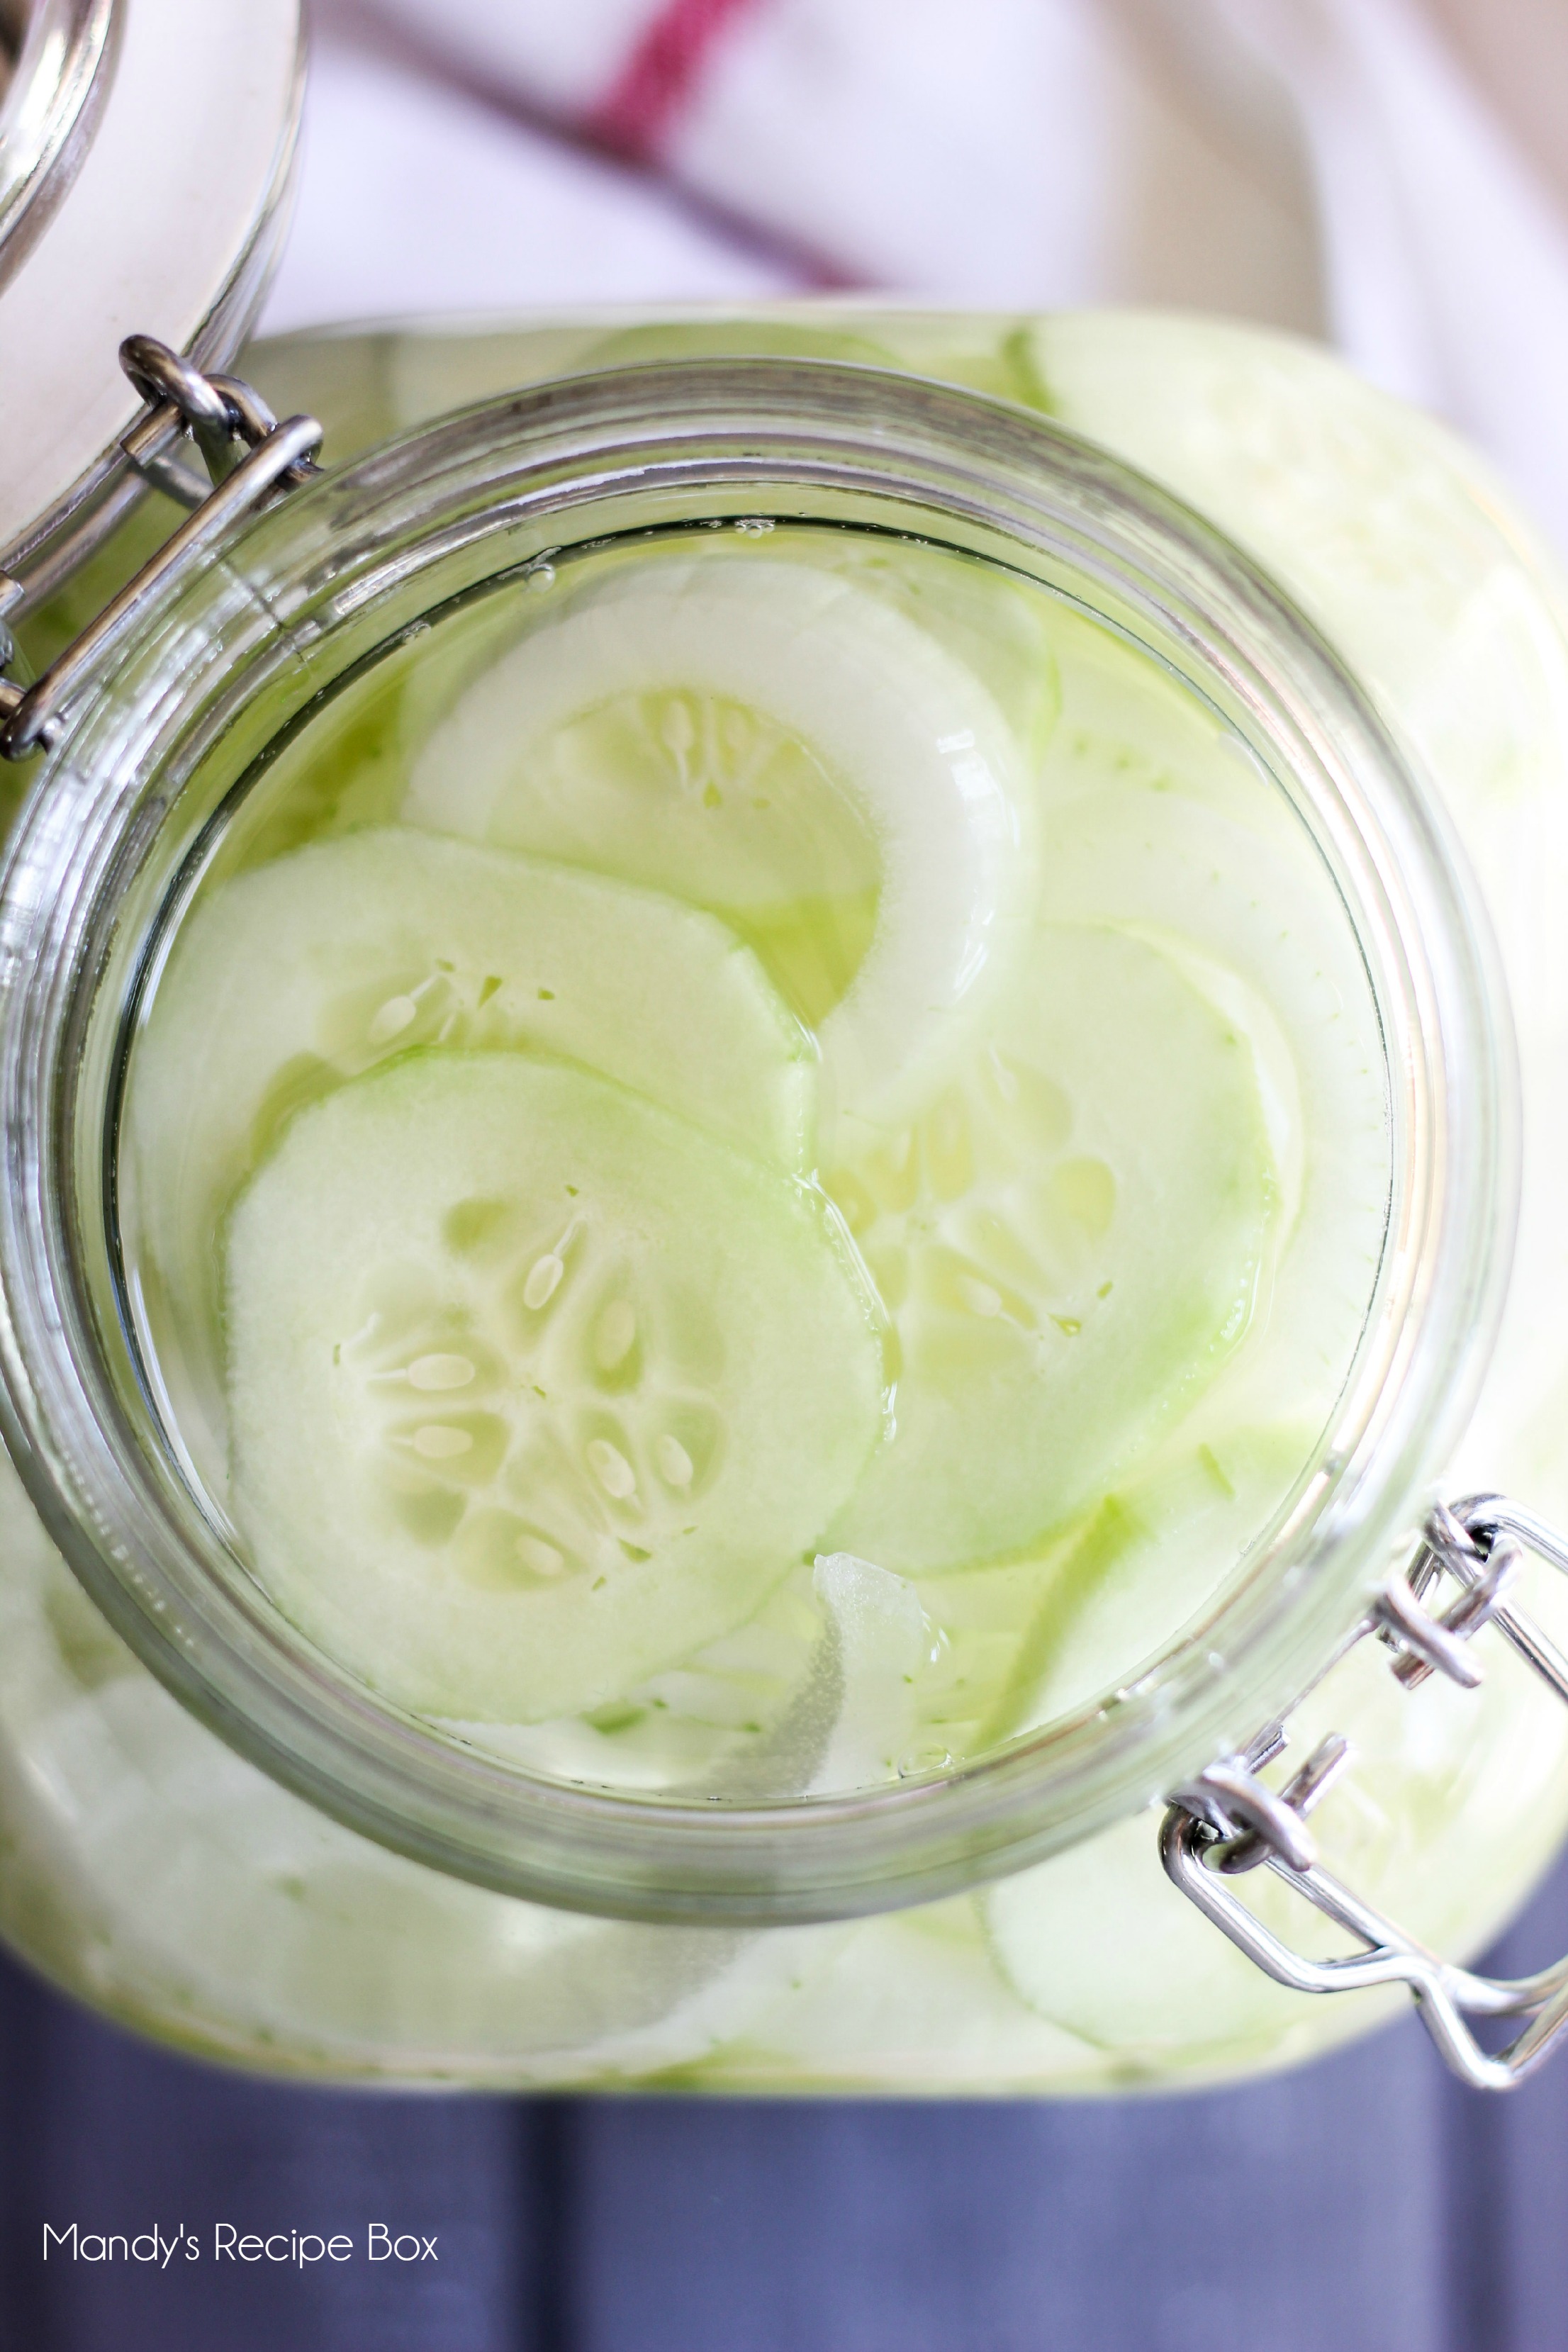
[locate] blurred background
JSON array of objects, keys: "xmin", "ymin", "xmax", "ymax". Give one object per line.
[
  {"xmin": 265, "ymin": 0, "xmax": 1568, "ymax": 547},
  {"xmin": 9, "ymin": 1, "xmax": 1568, "ymax": 2346}
]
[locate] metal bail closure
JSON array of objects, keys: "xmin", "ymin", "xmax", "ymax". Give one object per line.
[
  {"xmin": 0, "ymin": 336, "xmax": 325, "ymax": 762},
  {"xmin": 1163, "ymin": 1496, "xmax": 1568, "ymax": 2090}
]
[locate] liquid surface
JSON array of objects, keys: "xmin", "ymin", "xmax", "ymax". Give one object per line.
[{"xmin": 125, "ymin": 522, "xmax": 1388, "ymax": 1796}]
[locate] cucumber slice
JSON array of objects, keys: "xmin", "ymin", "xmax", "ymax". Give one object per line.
[
  {"xmin": 982, "ymin": 1577, "xmax": 1564, "ymax": 2071},
  {"xmin": 0, "ymin": 1467, "xmax": 842, "ymax": 2078},
  {"xmin": 982, "ymin": 1806, "xmax": 1335, "ymax": 2070},
  {"xmin": 1034, "ymin": 778, "xmax": 1390, "ymax": 1446},
  {"xmin": 973, "ymin": 1421, "xmax": 1319, "ymax": 1745},
  {"xmin": 128, "ymin": 828, "xmax": 817, "ymax": 1406},
  {"xmin": 403, "ymin": 551, "xmax": 1039, "ymax": 1145},
  {"xmin": 224, "ymin": 1053, "xmax": 887, "ymax": 1723},
  {"xmin": 24, "ymin": 1662, "xmax": 774, "ymax": 2073},
  {"xmin": 679, "ymin": 1901, "xmax": 1092, "ymax": 2093},
  {"xmin": 137, "ymin": 823, "xmax": 814, "ymax": 1178},
  {"xmin": 439, "ymin": 1563, "xmax": 831, "ymax": 1796},
  {"xmin": 825, "ymin": 925, "xmax": 1275, "ymax": 1573},
  {"xmin": 435, "ymin": 1552, "xmax": 945, "ymax": 1787},
  {"xmin": 438, "ymin": 1549, "xmax": 940, "ymax": 1800}
]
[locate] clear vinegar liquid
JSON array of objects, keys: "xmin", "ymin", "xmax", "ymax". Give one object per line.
[
  {"xmin": 15, "ymin": 308, "xmax": 1568, "ymax": 2092},
  {"xmin": 120, "ymin": 519, "xmax": 1389, "ymax": 1801}
]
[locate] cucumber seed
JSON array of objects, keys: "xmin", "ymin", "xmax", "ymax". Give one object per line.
[
  {"xmin": 413, "ymin": 1423, "xmax": 474, "ymax": 1459},
  {"xmin": 595, "ymin": 1300, "xmax": 637, "ymax": 1369},
  {"xmin": 408, "ymin": 1353, "xmax": 476, "ymax": 1391},
  {"xmin": 367, "ymin": 993, "xmax": 420, "ymax": 1046},
  {"xmin": 517, "ymin": 1535, "xmax": 566, "ymax": 1577},
  {"xmin": 523, "ymin": 1252, "xmax": 565, "ymax": 1309},
  {"xmin": 586, "ymin": 1438, "xmax": 637, "ymax": 1499},
  {"xmin": 655, "ymin": 1434, "xmax": 695, "ymax": 1489}
]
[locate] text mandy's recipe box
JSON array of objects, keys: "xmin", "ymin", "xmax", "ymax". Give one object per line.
[{"xmin": 43, "ymin": 2222, "xmax": 439, "ymax": 2267}]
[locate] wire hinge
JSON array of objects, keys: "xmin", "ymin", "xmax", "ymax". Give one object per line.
[
  {"xmin": 1163, "ymin": 1494, "xmax": 1568, "ymax": 2090},
  {"xmin": 0, "ymin": 336, "xmax": 325, "ymax": 762}
]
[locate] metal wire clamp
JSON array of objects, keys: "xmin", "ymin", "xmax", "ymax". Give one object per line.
[
  {"xmin": 0, "ymin": 335, "xmax": 324, "ymax": 761},
  {"xmin": 1163, "ymin": 1495, "xmax": 1568, "ymax": 2089}
]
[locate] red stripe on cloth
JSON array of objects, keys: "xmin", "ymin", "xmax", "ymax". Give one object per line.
[{"xmin": 586, "ymin": 0, "xmax": 763, "ymax": 160}]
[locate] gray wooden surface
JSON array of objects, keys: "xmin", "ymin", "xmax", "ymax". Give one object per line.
[{"xmin": 4, "ymin": 1852, "xmax": 1568, "ymax": 2351}]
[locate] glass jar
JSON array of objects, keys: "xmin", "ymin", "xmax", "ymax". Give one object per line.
[{"xmin": 5, "ymin": 308, "xmax": 1568, "ymax": 2093}]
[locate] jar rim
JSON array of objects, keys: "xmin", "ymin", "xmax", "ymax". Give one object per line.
[{"xmin": 0, "ymin": 357, "xmax": 1519, "ymax": 1923}]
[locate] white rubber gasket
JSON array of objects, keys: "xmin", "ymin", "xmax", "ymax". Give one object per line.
[{"xmin": 0, "ymin": 0, "xmax": 303, "ymax": 590}]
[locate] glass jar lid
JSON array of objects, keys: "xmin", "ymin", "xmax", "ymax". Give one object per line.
[
  {"xmin": 0, "ymin": 0, "xmax": 301, "ymax": 600},
  {"xmin": 0, "ymin": 0, "xmax": 115, "ymax": 285}
]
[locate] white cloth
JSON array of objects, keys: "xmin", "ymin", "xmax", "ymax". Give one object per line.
[{"xmin": 262, "ymin": 0, "xmax": 1568, "ymax": 551}]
